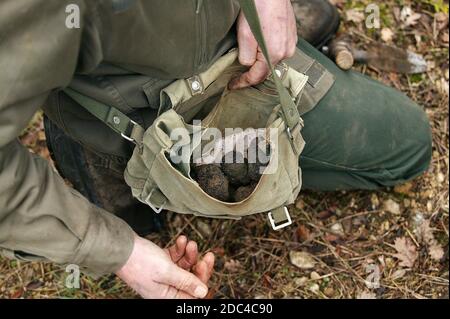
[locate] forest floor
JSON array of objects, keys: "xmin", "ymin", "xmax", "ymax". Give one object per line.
[{"xmin": 0, "ymin": 0, "xmax": 448, "ymax": 299}]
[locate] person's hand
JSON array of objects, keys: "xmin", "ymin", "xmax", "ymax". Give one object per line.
[
  {"xmin": 229, "ymin": 0, "xmax": 297, "ymax": 90},
  {"xmin": 166, "ymin": 235, "xmax": 215, "ymax": 284},
  {"xmin": 115, "ymin": 234, "xmax": 214, "ymax": 299}
]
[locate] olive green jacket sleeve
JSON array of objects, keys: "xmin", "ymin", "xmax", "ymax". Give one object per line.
[{"xmin": 0, "ymin": 0, "xmax": 134, "ymax": 276}]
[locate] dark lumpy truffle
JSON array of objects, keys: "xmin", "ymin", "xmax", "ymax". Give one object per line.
[
  {"xmin": 247, "ymin": 162, "xmax": 262, "ymax": 182},
  {"xmin": 221, "ymin": 151, "xmax": 250, "ymax": 186},
  {"xmin": 191, "ymin": 141, "xmax": 270, "ymax": 202},
  {"xmin": 192, "ymin": 164, "xmax": 230, "ymax": 201},
  {"xmin": 233, "ymin": 183, "xmax": 258, "ymax": 202}
]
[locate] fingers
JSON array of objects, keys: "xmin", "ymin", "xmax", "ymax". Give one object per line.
[
  {"xmin": 286, "ymin": 0, "xmax": 298, "ymax": 57},
  {"xmin": 166, "ymin": 252, "xmax": 214, "ymax": 299},
  {"xmin": 232, "ymin": 0, "xmax": 299, "ymax": 90},
  {"xmin": 203, "ymin": 252, "xmax": 215, "ymax": 271},
  {"xmin": 237, "ymin": 15, "xmax": 258, "ymax": 67},
  {"xmin": 177, "ymin": 240, "xmax": 198, "ymax": 270},
  {"xmin": 193, "ymin": 260, "xmax": 208, "ymax": 283},
  {"xmin": 168, "ymin": 235, "xmax": 187, "ymax": 263},
  {"xmin": 168, "ymin": 236, "xmax": 200, "ymax": 271},
  {"xmin": 229, "ymin": 57, "xmax": 270, "ymax": 90},
  {"xmin": 194, "ymin": 252, "xmax": 215, "ymax": 284},
  {"xmin": 164, "ymin": 265, "xmax": 209, "ymax": 299}
]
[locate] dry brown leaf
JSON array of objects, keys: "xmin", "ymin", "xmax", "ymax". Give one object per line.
[
  {"xmin": 390, "ymin": 268, "xmax": 407, "ymax": 280},
  {"xmin": 381, "ymin": 28, "xmax": 394, "ymax": 42},
  {"xmin": 289, "ymin": 251, "xmax": 316, "ymax": 269},
  {"xmin": 296, "ymin": 224, "xmax": 311, "ymax": 242},
  {"xmin": 429, "ymin": 244, "xmax": 445, "ymax": 261},
  {"xmin": 394, "ymin": 182, "xmax": 413, "ymax": 195},
  {"xmin": 416, "ymin": 219, "xmax": 445, "ymax": 261},
  {"xmin": 435, "ymin": 12, "xmax": 449, "ymax": 31},
  {"xmin": 393, "ymin": 237, "xmax": 418, "ymax": 268},
  {"xmin": 441, "ymin": 31, "xmax": 449, "ymax": 44},
  {"xmin": 400, "ymin": 7, "xmax": 422, "ymax": 27},
  {"xmin": 346, "ymin": 9, "xmax": 365, "ymax": 24}
]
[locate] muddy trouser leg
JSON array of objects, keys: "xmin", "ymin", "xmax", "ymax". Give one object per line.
[
  {"xmin": 296, "ymin": 39, "xmax": 432, "ymax": 190},
  {"xmin": 43, "ymin": 117, "xmax": 165, "ymax": 236}
]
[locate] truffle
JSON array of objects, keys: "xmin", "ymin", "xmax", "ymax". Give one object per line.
[
  {"xmin": 233, "ymin": 183, "xmax": 258, "ymax": 202},
  {"xmin": 221, "ymin": 151, "xmax": 250, "ymax": 185},
  {"xmin": 193, "ymin": 164, "xmax": 230, "ymax": 201}
]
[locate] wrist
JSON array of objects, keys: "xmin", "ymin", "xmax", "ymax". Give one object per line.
[{"xmin": 115, "ymin": 233, "xmax": 139, "ymax": 279}]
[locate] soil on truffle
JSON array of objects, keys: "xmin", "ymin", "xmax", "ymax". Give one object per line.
[
  {"xmin": 192, "ymin": 164, "xmax": 230, "ymax": 201},
  {"xmin": 221, "ymin": 151, "xmax": 250, "ymax": 186},
  {"xmin": 191, "ymin": 144, "xmax": 271, "ymax": 202},
  {"xmin": 233, "ymin": 183, "xmax": 258, "ymax": 202}
]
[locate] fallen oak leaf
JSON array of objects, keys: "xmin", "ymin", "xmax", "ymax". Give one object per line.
[
  {"xmin": 393, "ymin": 237, "xmax": 418, "ymax": 268},
  {"xmin": 416, "ymin": 219, "xmax": 445, "ymax": 261}
]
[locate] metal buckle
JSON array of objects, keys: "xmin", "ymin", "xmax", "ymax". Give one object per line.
[
  {"xmin": 286, "ymin": 127, "xmax": 294, "ymax": 140},
  {"xmin": 121, "ymin": 119, "xmax": 138, "ymax": 143},
  {"xmin": 144, "ymin": 189, "xmax": 166, "ymax": 214},
  {"xmin": 268, "ymin": 207, "xmax": 292, "ymax": 231},
  {"xmin": 274, "ymin": 62, "xmax": 289, "ymax": 80}
]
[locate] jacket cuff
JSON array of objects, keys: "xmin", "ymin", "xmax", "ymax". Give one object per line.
[{"xmin": 72, "ymin": 206, "xmax": 135, "ymax": 276}]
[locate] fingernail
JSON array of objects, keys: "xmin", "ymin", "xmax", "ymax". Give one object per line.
[{"xmin": 194, "ymin": 286, "xmax": 208, "ymax": 298}]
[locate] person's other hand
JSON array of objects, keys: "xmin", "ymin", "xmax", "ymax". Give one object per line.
[
  {"xmin": 166, "ymin": 235, "xmax": 215, "ymax": 284},
  {"xmin": 115, "ymin": 234, "xmax": 214, "ymax": 299},
  {"xmin": 229, "ymin": 0, "xmax": 297, "ymax": 90}
]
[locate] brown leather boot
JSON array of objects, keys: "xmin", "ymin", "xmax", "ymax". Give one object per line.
[{"xmin": 291, "ymin": 0, "xmax": 340, "ymax": 48}]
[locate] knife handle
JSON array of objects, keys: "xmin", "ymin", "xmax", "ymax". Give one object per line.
[{"xmin": 329, "ymin": 38, "xmax": 354, "ymax": 70}]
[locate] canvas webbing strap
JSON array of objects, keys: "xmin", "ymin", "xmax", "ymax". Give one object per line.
[
  {"xmin": 64, "ymin": 88, "xmax": 145, "ymax": 146},
  {"xmin": 238, "ymin": 0, "xmax": 302, "ymax": 136},
  {"xmin": 239, "ymin": 0, "xmax": 298, "ymax": 230}
]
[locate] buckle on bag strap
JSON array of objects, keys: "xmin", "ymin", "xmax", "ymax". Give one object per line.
[
  {"xmin": 119, "ymin": 118, "xmax": 144, "ymax": 146},
  {"xmin": 64, "ymin": 88, "xmax": 145, "ymax": 147},
  {"xmin": 144, "ymin": 189, "xmax": 167, "ymax": 214},
  {"xmin": 268, "ymin": 206, "xmax": 292, "ymax": 231}
]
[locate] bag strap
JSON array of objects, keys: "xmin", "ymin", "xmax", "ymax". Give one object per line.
[
  {"xmin": 239, "ymin": 0, "xmax": 300, "ymax": 231},
  {"xmin": 64, "ymin": 88, "xmax": 145, "ymax": 147},
  {"xmin": 238, "ymin": 0, "xmax": 302, "ymax": 135}
]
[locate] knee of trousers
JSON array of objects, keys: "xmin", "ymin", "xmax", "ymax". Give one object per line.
[
  {"xmin": 370, "ymin": 97, "xmax": 433, "ymax": 187},
  {"xmin": 396, "ymin": 102, "xmax": 432, "ymax": 181}
]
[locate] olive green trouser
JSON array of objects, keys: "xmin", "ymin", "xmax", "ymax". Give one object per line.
[{"xmin": 297, "ymin": 38, "xmax": 432, "ymax": 190}]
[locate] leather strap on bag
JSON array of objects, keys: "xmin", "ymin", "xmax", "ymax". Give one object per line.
[{"xmin": 238, "ymin": 0, "xmax": 302, "ymax": 145}]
